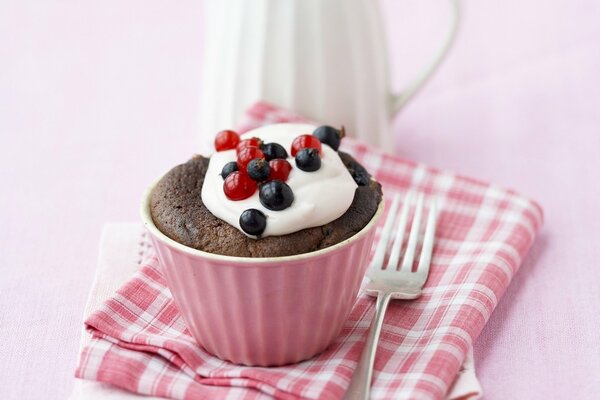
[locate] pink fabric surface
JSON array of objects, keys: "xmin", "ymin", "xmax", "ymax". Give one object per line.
[
  {"xmin": 1, "ymin": 1, "xmax": 600, "ymax": 399},
  {"xmin": 75, "ymin": 103, "xmax": 540, "ymax": 399}
]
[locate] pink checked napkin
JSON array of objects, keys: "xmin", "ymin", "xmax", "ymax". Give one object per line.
[{"xmin": 75, "ymin": 103, "xmax": 542, "ymax": 399}]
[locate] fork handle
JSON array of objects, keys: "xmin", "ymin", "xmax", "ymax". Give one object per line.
[{"xmin": 344, "ymin": 292, "xmax": 393, "ymax": 400}]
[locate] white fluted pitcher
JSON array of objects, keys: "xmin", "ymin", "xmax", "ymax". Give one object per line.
[{"xmin": 200, "ymin": 0, "xmax": 461, "ymax": 150}]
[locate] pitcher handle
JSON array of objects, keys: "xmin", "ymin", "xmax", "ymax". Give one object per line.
[{"xmin": 390, "ymin": 0, "xmax": 462, "ymax": 114}]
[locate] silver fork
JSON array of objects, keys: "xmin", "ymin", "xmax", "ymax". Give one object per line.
[{"xmin": 344, "ymin": 192, "xmax": 438, "ymax": 400}]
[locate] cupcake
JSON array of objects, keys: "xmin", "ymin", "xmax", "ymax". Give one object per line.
[
  {"xmin": 150, "ymin": 123, "xmax": 382, "ymax": 257},
  {"xmin": 141, "ymin": 123, "xmax": 384, "ymax": 366}
]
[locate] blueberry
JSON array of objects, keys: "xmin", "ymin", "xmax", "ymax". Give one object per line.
[
  {"xmin": 239, "ymin": 208, "xmax": 267, "ymax": 236},
  {"xmin": 259, "ymin": 180, "xmax": 294, "ymax": 211},
  {"xmin": 261, "ymin": 142, "xmax": 288, "ymax": 161},
  {"xmin": 349, "ymin": 163, "xmax": 370, "ymax": 186},
  {"xmin": 221, "ymin": 161, "xmax": 238, "ymax": 179},
  {"xmin": 312, "ymin": 125, "xmax": 343, "ymax": 151},
  {"xmin": 246, "ymin": 158, "xmax": 271, "ymax": 181},
  {"xmin": 295, "ymin": 148, "xmax": 321, "ymax": 172}
]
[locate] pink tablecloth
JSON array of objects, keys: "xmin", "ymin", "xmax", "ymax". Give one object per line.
[{"xmin": 1, "ymin": 1, "xmax": 599, "ymax": 399}]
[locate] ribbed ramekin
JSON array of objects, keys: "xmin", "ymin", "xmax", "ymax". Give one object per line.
[{"xmin": 140, "ymin": 183, "xmax": 383, "ymax": 366}]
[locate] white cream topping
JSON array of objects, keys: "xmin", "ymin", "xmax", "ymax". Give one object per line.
[{"xmin": 201, "ymin": 123, "xmax": 358, "ymax": 237}]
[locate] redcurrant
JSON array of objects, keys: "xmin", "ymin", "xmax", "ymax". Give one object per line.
[
  {"xmin": 237, "ymin": 146, "xmax": 265, "ymax": 170},
  {"xmin": 236, "ymin": 137, "xmax": 263, "ymax": 154},
  {"xmin": 223, "ymin": 171, "xmax": 257, "ymax": 200},
  {"xmin": 290, "ymin": 134, "xmax": 322, "ymax": 156},
  {"xmin": 214, "ymin": 130, "xmax": 240, "ymax": 152},
  {"xmin": 268, "ymin": 159, "xmax": 292, "ymax": 181}
]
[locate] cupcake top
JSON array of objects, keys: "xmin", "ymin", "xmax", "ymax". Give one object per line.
[
  {"xmin": 202, "ymin": 124, "xmax": 358, "ymax": 237},
  {"xmin": 149, "ymin": 123, "xmax": 382, "ymax": 257}
]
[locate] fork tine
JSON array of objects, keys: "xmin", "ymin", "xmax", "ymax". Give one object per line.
[
  {"xmin": 400, "ymin": 193, "xmax": 425, "ymax": 270},
  {"xmin": 416, "ymin": 198, "xmax": 438, "ymax": 278},
  {"xmin": 370, "ymin": 194, "xmax": 400, "ymax": 269},
  {"xmin": 385, "ymin": 191, "xmax": 414, "ymax": 270}
]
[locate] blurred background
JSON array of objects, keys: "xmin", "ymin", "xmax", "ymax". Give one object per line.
[{"xmin": 1, "ymin": 0, "xmax": 599, "ymax": 398}]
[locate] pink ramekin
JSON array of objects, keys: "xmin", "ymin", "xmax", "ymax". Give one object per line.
[{"xmin": 140, "ymin": 182, "xmax": 383, "ymax": 366}]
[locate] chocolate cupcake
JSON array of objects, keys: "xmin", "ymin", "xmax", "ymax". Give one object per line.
[{"xmin": 150, "ymin": 123, "xmax": 382, "ymax": 257}]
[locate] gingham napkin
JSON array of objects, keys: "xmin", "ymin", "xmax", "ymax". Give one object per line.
[
  {"xmin": 75, "ymin": 103, "xmax": 542, "ymax": 399},
  {"xmin": 71, "ymin": 223, "xmax": 479, "ymax": 400}
]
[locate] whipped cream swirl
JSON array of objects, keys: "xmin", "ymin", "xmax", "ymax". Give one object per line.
[{"xmin": 201, "ymin": 123, "xmax": 358, "ymax": 237}]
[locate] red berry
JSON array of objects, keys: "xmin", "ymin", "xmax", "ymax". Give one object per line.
[
  {"xmin": 291, "ymin": 134, "xmax": 322, "ymax": 156},
  {"xmin": 236, "ymin": 137, "xmax": 263, "ymax": 154},
  {"xmin": 237, "ymin": 146, "xmax": 265, "ymax": 170},
  {"xmin": 214, "ymin": 130, "xmax": 240, "ymax": 151},
  {"xmin": 268, "ymin": 159, "xmax": 292, "ymax": 181},
  {"xmin": 223, "ymin": 171, "xmax": 257, "ymax": 200}
]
